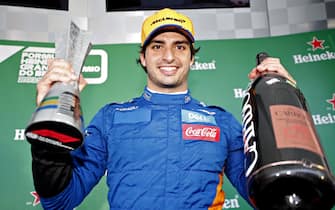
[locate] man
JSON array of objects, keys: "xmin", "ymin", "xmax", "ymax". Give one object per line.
[{"xmin": 30, "ymin": 8, "xmax": 295, "ymax": 210}]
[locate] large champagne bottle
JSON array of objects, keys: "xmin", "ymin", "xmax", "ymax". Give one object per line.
[{"xmin": 242, "ymin": 53, "xmax": 335, "ymax": 210}]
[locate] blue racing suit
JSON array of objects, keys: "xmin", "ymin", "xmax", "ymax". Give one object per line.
[{"xmin": 33, "ymin": 87, "xmax": 249, "ymax": 210}]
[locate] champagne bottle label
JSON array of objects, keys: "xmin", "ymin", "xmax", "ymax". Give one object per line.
[{"xmin": 270, "ymin": 105, "xmax": 323, "ymax": 156}]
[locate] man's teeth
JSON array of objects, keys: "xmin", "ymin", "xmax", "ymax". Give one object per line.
[{"xmin": 160, "ymin": 67, "xmax": 176, "ymax": 71}]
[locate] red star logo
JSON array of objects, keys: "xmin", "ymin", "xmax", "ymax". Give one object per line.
[
  {"xmin": 307, "ymin": 36, "xmax": 325, "ymax": 51},
  {"xmin": 30, "ymin": 191, "xmax": 40, "ymax": 206},
  {"xmin": 327, "ymin": 94, "xmax": 335, "ymax": 110}
]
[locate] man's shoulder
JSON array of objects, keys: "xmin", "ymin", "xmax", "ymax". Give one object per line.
[
  {"xmin": 189, "ymin": 99, "xmax": 239, "ymax": 123},
  {"xmin": 190, "ymin": 98, "xmax": 227, "ymax": 113},
  {"xmin": 105, "ymin": 96, "xmax": 142, "ymax": 110}
]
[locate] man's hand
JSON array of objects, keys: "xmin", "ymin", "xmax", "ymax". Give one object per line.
[
  {"xmin": 248, "ymin": 57, "xmax": 296, "ymax": 85},
  {"xmin": 36, "ymin": 59, "xmax": 87, "ymax": 105}
]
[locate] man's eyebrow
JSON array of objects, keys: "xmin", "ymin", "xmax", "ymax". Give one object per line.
[
  {"xmin": 150, "ymin": 40, "xmax": 165, "ymax": 44},
  {"xmin": 175, "ymin": 40, "xmax": 190, "ymax": 45},
  {"xmin": 150, "ymin": 39, "xmax": 190, "ymax": 45}
]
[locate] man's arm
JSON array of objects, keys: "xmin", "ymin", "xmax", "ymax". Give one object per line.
[
  {"xmin": 29, "ymin": 58, "xmax": 88, "ymax": 197},
  {"xmin": 31, "ymin": 144, "xmax": 73, "ymax": 197}
]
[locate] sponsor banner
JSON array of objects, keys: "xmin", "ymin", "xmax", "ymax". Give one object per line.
[
  {"xmin": 182, "ymin": 109, "xmax": 217, "ymax": 124},
  {"xmin": 182, "ymin": 124, "xmax": 220, "ymax": 142},
  {"xmin": 1, "ymin": 29, "xmax": 335, "ymax": 210},
  {"xmin": 0, "ymin": 45, "xmax": 108, "ymax": 85}
]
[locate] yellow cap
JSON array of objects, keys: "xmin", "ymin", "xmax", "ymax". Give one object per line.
[{"xmin": 141, "ymin": 8, "xmax": 195, "ymax": 47}]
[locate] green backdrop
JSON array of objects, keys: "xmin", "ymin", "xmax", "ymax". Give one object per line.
[{"xmin": 0, "ymin": 28, "xmax": 334, "ymax": 209}]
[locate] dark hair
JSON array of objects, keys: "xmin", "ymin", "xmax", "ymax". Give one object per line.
[{"xmin": 136, "ymin": 39, "xmax": 200, "ymax": 73}]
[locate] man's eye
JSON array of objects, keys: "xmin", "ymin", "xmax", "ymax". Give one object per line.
[
  {"xmin": 152, "ymin": 45, "xmax": 161, "ymax": 50},
  {"xmin": 176, "ymin": 45, "xmax": 186, "ymax": 50}
]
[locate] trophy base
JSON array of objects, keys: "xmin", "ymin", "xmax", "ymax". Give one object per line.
[{"xmin": 25, "ymin": 121, "xmax": 83, "ymax": 151}]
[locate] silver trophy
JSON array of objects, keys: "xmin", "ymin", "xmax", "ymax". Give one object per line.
[{"xmin": 25, "ymin": 21, "xmax": 92, "ymax": 150}]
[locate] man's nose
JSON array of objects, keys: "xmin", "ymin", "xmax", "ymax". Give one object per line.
[{"xmin": 162, "ymin": 47, "xmax": 175, "ymax": 62}]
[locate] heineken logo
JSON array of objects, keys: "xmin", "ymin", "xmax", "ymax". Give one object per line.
[
  {"xmin": 327, "ymin": 94, "xmax": 335, "ymax": 111},
  {"xmin": 29, "ymin": 191, "xmax": 40, "ymax": 206},
  {"xmin": 308, "ymin": 36, "xmax": 325, "ymax": 51},
  {"xmin": 191, "ymin": 56, "xmax": 216, "ymax": 71},
  {"xmin": 293, "ymin": 36, "xmax": 335, "ymax": 64},
  {"xmin": 312, "ymin": 93, "xmax": 335, "ymax": 125}
]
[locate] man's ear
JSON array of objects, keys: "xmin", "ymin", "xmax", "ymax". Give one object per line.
[
  {"xmin": 190, "ymin": 56, "xmax": 195, "ymax": 66},
  {"xmin": 140, "ymin": 53, "xmax": 146, "ymax": 67}
]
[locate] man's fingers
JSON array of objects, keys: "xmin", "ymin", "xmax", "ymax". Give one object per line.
[
  {"xmin": 249, "ymin": 57, "xmax": 296, "ymax": 85},
  {"xmin": 78, "ymin": 74, "xmax": 87, "ymax": 92},
  {"xmin": 248, "ymin": 68, "xmax": 259, "ymax": 80},
  {"xmin": 46, "ymin": 59, "xmax": 77, "ymax": 81},
  {"xmin": 36, "ymin": 59, "xmax": 78, "ymax": 105}
]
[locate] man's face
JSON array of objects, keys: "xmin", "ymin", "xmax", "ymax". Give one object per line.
[{"xmin": 140, "ymin": 32, "xmax": 194, "ymax": 93}]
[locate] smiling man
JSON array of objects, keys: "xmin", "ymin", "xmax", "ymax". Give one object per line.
[
  {"xmin": 29, "ymin": 8, "xmax": 295, "ymax": 210},
  {"xmin": 140, "ymin": 32, "xmax": 193, "ymax": 92}
]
